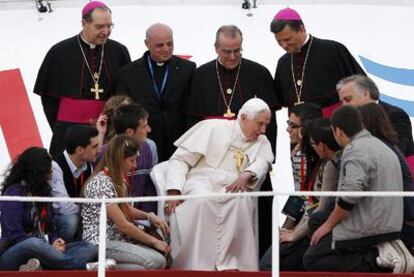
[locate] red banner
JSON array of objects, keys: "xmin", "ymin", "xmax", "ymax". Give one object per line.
[{"xmin": 0, "ymin": 68, "xmax": 43, "ymax": 160}]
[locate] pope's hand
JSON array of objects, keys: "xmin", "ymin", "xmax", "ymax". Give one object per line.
[
  {"xmin": 164, "ymin": 189, "xmax": 182, "ymax": 216},
  {"xmin": 164, "ymin": 200, "xmax": 181, "ymax": 216},
  {"xmin": 225, "ymin": 172, "xmax": 251, "ymax": 193}
]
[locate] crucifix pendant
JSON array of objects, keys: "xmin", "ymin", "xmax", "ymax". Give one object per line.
[
  {"xmin": 223, "ymin": 107, "xmax": 235, "ymax": 118},
  {"xmin": 91, "ymin": 82, "xmax": 103, "ymax": 100},
  {"xmin": 233, "ymin": 150, "xmax": 245, "ymax": 172},
  {"xmin": 294, "ymin": 97, "xmax": 304, "ymax": 106}
]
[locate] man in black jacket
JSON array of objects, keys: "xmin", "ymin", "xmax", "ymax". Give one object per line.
[{"xmin": 116, "ymin": 23, "xmax": 196, "ymax": 162}]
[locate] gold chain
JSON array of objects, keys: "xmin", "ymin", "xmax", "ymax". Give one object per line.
[
  {"xmin": 215, "ymin": 58, "xmax": 241, "ymax": 113},
  {"xmin": 290, "ymin": 35, "xmax": 313, "ymax": 105},
  {"xmin": 77, "ymin": 34, "xmax": 105, "ymax": 85}
]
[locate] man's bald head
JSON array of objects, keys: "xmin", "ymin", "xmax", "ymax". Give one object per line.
[{"xmin": 145, "ymin": 23, "xmax": 174, "ymax": 63}]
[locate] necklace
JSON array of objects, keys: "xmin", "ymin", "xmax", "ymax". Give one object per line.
[
  {"xmin": 215, "ymin": 59, "xmax": 241, "ymax": 118},
  {"xmin": 77, "ymin": 35, "xmax": 105, "ymax": 100},
  {"xmin": 230, "ymin": 121, "xmax": 253, "ymax": 172},
  {"xmin": 290, "ymin": 35, "xmax": 313, "ymax": 105}
]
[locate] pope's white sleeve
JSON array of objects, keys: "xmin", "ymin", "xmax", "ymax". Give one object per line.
[
  {"xmin": 165, "ymin": 147, "xmax": 202, "ymax": 192},
  {"xmin": 244, "ymin": 159, "xmax": 271, "ymax": 189},
  {"xmin": 244, "ymin": 140, "xmax": 274, "ymax": 189}
]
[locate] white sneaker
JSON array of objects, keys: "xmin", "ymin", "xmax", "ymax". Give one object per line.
[
  {"xmin": 19, "ymin": 258, "xmax": 42, "ymax": 271},
  {"xmin": 376, "ymin": 241, "xmax": 405, "ymax": 273},
  {"xmin": 391, "ymin": 240, "xmax": 414, "ymax": 273},
  {"xmin": 86, "ymin": 258, "xmax": 116, "ymax": 271}
]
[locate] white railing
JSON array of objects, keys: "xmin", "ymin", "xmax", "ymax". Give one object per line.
[{"xmin": 1, "ymin": 190, "xmax": 413, "ymax": 277}]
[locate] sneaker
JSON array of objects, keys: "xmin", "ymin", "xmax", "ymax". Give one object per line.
[
  {"xmin": 86, "ymin": 258, "xmax": 116, "ymax": 271},
  {"xmin": 391, "ymin": 240, "xmax": 414, "ymax": 273},
  {"xmin": 19, "ymin": 258, "xmax": 42, "ymax": 271},
  {"xmin": 376, "ymin": 241, "xmax": 405, "ymax": 273}
]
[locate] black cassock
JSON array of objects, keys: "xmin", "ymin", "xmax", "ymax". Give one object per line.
[
  {"xmin": 185, "ymin": 58, "xmax": 277, "ymax": 256},
  {"xmin": 116, "ymin": 51, "xmax": 196, "ymax": 162},
  {"xmin": 274, "ymin": 35, "xmax": 365, "ymax": 115},
  {"xmin": 185, "ymin": 58, "xmax": 278, "ymax": 154},
  {"xmin": 34, "ymin": 34, "xmax": 131, "ymax": 154}
]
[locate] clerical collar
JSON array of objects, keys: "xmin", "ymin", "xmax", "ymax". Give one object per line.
[
  {"xmin": 149, "ymin": 55, "xmax": 170, "ymax": 67},
  {"xmin": 299, "ymin": 33, "xmax": 311, "ymax": 53},
  {"xmin": 79, "ymin": 33, "xmax": 97, "ymax": 49},
  {"xmin": 217, "ymin": 58, "xmax": 240, "ymax": 72}
]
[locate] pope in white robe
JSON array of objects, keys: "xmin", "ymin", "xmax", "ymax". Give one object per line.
[{"xmin": 164, "ymin": 98, "xmax": 274, "ymax": 271}]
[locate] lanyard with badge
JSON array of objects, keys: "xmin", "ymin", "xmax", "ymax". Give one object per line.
[{"xmin": 147, "ymin": 55, "xmax": 169, "ymax": 98}]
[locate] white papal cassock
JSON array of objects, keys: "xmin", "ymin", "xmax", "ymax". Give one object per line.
[{"xmin": 166, "ymin": 119, "xmax": 274, "ymax": 271}]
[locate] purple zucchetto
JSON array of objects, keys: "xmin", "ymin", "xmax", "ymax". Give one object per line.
[
  {"xmin": 82, "ymin": 1, "xmax": 107, "ymax": 17},
  {"xmin": 273, "ymin": 7, "xmax": 302, "ymax": 21}
]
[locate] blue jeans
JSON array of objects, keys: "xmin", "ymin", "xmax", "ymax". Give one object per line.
[
  {"xmin": 54, "ymin": 213, "xmax": 80, "ymax": 242},
  {"xmin": 106, "ymin": 240, "xmax": 166, "ymax": 270},
  {"xmin": 0, "ymin": 237, "xmax": 97, "ymax": 270}
]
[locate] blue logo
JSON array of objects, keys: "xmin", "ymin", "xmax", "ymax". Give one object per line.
[{"xmin": 359, "ymin": 56, "xmax": 414, "ymax": 117}]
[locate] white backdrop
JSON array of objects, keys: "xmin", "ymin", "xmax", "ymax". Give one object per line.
[{"xmin": 1, "ymin": 2, "xmax": 414, "ymax": 193}]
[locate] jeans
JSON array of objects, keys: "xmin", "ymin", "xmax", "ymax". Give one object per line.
[
  {"xmin": 302, "ymin": 233, "xmax": 389, "ymax": 272},
  {"xmin": 402, "ymin": 223, "xmax": 414, "ymax": 249},
  {"xmin": 260, "ymin": 210, "xmax": 330, "ymax": 271},
  {"xmin": 54, "ymin": 213, "xmax": 80, "ymax": 243},
  {"xmin": 0, "ymin": 237, "xmax": 97, "ymax": 270},
  {"xmin": 106, "ymin": 240, "xmax": 165, "ymax": 270},
  {"xmin": 260, "ymin": 237, "xmax": 310, "ymax": 271}
]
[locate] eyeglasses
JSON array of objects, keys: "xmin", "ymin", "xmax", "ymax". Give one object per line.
[
  {"xmin": 221, "ymin": 48, "xmax": 242, "ymax": 56},
  {"xmin": 286, "ymin": 120, "xmax": 301, "ymax": 129},
  {"xmin": 93, "ymin": 23, "xmax": 115, "ymax": 31}
]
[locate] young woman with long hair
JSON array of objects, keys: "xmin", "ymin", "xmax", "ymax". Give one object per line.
[
  {"xmin": 81, "ymin": 135, "xmax": 170, "ymax": 269},
  {"xmin": 0, "ymin": 147, "xmax": 96, "ymax": 271}
]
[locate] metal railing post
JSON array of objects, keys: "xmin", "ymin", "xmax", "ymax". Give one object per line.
[
  {"xmin": 272, "ymin": 194, "xmax": 280, "ymax": 277},
  {"xmin": 98, "ymin": 198, "xmax": 107, "ymax": 277}
]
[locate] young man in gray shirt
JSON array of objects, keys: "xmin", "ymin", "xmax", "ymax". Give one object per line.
[{"xmin": 303, "ymin": 105, "xmax": 414, "ymax": 273}]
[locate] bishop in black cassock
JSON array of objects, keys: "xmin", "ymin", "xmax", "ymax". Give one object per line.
[
  {"xmin": 34, "ymin": 2, "xmax": 130, "ymax": 155},
  {"xmin": 186, "ymin": 58, "xmax": 277, "ymax": 150},
  {"xmin": 271, "ymin": 7, "xmax": 365, "ymax": 117},
  {"xmin": 116, "ymin": 23, "xmax": 196, "ymax": 162}
]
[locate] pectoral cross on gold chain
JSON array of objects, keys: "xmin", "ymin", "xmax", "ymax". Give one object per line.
[
  {"xmin": 233, "ymin": 150, "xmax": 245, "ymax": 172},
  {"xmin": 223, "ymin": 107, "xmax": 235, "ymax": 118},
  {"xmin": 91, "ymin": 82, "xmax": 103, "ymax": 100},
  {"xmin": 294, "ymin": 98, "xmax": 304, "ymax": 106}
]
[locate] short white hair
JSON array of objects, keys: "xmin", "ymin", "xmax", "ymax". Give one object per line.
[{"xmin": 237, "ymin": 98, "xmax": 270, "ymax": 121}]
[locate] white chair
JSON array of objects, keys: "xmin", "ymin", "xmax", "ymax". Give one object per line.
[{"xmin": 150, "ymin": 161, "xmax": 170, "ymax": 221}]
